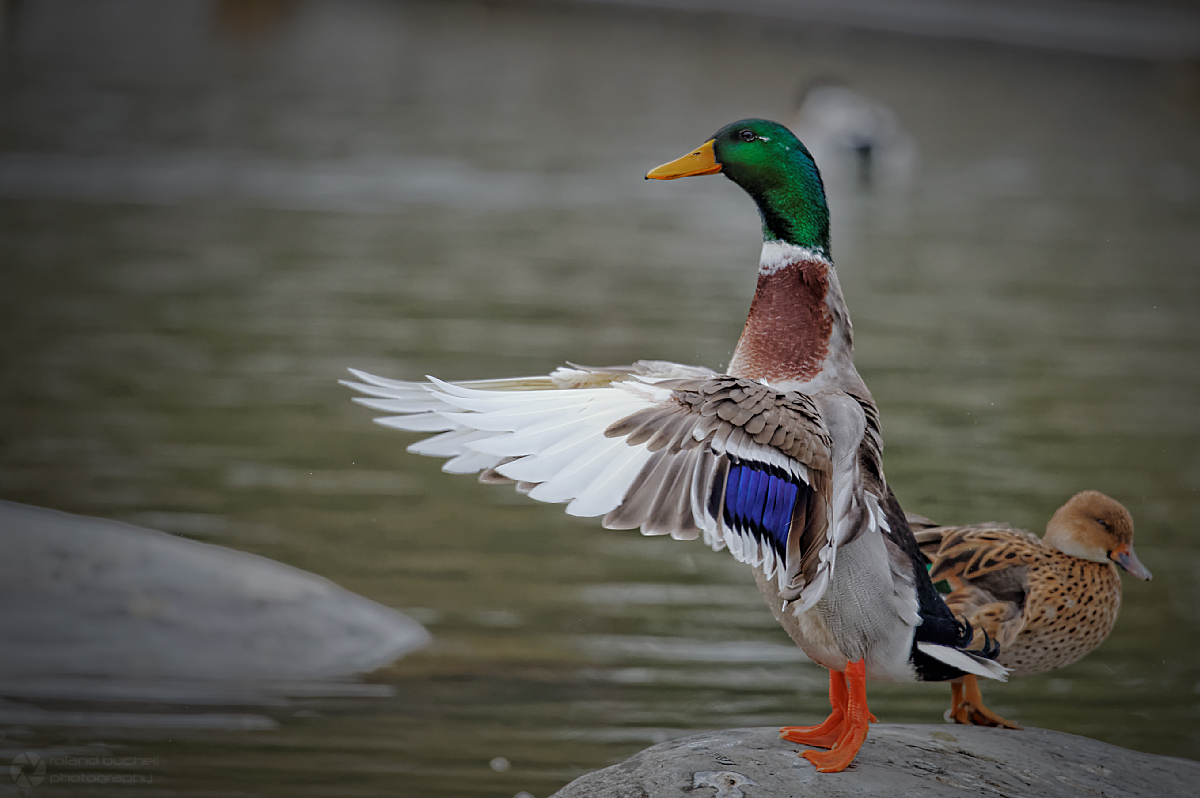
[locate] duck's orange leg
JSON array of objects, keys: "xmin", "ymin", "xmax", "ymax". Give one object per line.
[
  {"xmin": 800, "ymin": 659, "xmax": 871, "ymax": 772},
  {"xmin": 779, "ymin": 668, "xmax": 848, "ymax": 749},
  {"xmin": 780, "ymin": 661, "xmax": 873, "ymax": 772},
  {"xmin": 948, "ymin": 675, "xmax": 1020, "ymax": 729}
]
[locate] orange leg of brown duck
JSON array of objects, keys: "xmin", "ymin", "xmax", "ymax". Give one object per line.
[
  {"xmin": 948, "ymin": 675, "xmax": 1020, "ymax": 729},
  {"xmin": 779, "ymin": 659, "xmax": 874, "ymax": 772}
]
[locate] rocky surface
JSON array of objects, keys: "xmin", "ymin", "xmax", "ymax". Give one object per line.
[{"xmin": 551, "ymin": 724, "xmax": 1200, "ymax": 798}]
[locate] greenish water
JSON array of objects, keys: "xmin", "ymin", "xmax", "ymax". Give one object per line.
[{"xmin": 1, "ymin": 1, "xmax": 1198, "ymax": 796}]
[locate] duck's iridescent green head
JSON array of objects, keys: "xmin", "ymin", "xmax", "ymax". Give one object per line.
[{"xmin": 647, "ymin": 118, "xmax": 830, "ymax": 258}]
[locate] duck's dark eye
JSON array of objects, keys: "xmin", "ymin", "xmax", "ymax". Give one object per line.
[
  {"xmin": 1096, "ymin": 518, "xmax": 1110, "ymax": 530},
  {"xmin": 739, "ymin": 129, "xmax": 756, "ymax": 142}
]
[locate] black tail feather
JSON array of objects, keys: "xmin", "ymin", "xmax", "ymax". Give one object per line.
[{"xmin": 881, "ymin": 487, "xmax": 1002, "ymax": 681}]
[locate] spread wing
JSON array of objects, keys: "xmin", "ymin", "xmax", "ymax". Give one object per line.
[{"xmin": 343, "ymin": 360, "xmax": 836, "ymax": 611}]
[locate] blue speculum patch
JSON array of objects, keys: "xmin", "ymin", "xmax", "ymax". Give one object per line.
[{"xmin": 722, "ymin": 458, "xmax": 800, "ymax": 555}]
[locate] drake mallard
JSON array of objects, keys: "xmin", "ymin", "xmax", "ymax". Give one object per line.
[
  {"xmin": 913, "ymin": 490, "xmax": 1151, "ymax": 729},
  {"xmin": 343, "ymin": 119, "xmax": 1004, "ymax": 772}
]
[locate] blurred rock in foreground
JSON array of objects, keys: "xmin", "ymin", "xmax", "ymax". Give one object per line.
[
  {"xmin": 552, "ymin": 724, "xmax": 1199, "ymax": 798},
  {"xmin": 0, "ymin": 500, "xmax": 429, "ymax": 685}
]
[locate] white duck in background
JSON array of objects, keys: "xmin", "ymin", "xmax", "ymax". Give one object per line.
[{"xmin": 790, "ymin": 80, "xmax": 918, "ymax": 192}]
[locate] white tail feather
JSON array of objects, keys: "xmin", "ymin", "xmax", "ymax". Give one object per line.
[{"xmin": 916, "ymin": 642, "xmax": 1009, "ymax": 681}]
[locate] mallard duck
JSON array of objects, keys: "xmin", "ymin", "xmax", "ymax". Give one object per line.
[
  {"xmin": 343, "ymin": 119, "xmax": 1004, "ymax": 773},
  {"xmin": 789, "ymin": 80, "xmax": 918, "ymax": 191},
  {"xmin": 913, "ymin": 490, "xmax": 1151, "ymax": 729}
]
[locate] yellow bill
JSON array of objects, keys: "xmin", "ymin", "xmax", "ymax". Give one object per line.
[{"xmin": 645, "ymin": 139, "xmax": 721, "ymax": 180}]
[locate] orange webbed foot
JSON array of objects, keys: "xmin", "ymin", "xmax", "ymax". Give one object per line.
[
  {"xmin": 780, "ymin": 669, "xmax": 848, "ymax": 749},
  {"xmin": 948, "ymin": 675, "xmax": 1020, "ymax": 730},
  {"xmin": 801, "ymin": 718, "xmax": 868, "ymax": 773},
  {"xmin": 780, "ymin": 718, "xmax": 843, "ymax": 750},
  {"xmin": 784, "ymin": 660, "xmax": 872, "ymax": 773}
]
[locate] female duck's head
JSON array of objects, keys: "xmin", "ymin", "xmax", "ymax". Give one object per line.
[
  {"xmin": 1044, "ymin": 490, "xmax": 1152, "ymax": 580},
  {"xmin": 647, "ymin": 118, "xmax": 830, "ymax": 258}
]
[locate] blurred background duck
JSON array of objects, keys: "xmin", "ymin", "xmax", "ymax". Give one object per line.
[
  {"xmin": 789, "ymin": 78, "xmax": 918, "ymax": 192},
  {"xmin": 912, "ymin": 490, "xmax": 1152, "ymax": 729}
]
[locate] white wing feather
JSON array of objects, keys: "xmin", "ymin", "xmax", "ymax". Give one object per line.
[{"xmin": 342, "ymin": 365, "xmax": 829, "ymax": 605}]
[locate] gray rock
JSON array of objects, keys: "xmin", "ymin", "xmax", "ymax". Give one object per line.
[
  {"xmin": 0, "ymin": 500, "xmax": 430, "ymax": 684},
  {"xmin": 551, "ymin": 724, "xmax": 1200, "ymax": 798}
]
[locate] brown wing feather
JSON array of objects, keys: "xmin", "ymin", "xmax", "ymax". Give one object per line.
[
  {"xmin": 670, "ymin": 378, "xmax": 833, "ymax": 597},
  {"xmin": 918, "ymin": 522, "xmax": 1046, "ymax": 648},
  {"xmin": 918, "ymin": 523, "xmax": 1042, "ymax": 583},
  {"xmin": 602, "ymin": 375, "xmax": 833, "ymax": 595},
  {"xmin": 669, "ymin": 377, "xmax": 833, "ymax": 465}
]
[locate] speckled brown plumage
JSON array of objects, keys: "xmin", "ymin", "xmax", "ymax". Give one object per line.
[
  {"xmin": 912, "ymin": 490, "xmax": 1151, "ymax": 728},
  {"xmin": 920, "ymin": 523, "xmax": 1122, "ymax": 676}
]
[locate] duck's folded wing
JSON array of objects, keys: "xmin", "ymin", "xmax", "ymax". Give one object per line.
[
  {"xmin": 914, "ymin": 522, "xmax": 1039, "ymax": 649},
  {"xmin": 343, "ymin": 362, "xmax": 835, "ymax": 610},
  {"xmin": 915, "ymin": 523, "xmax": 1041, "ymax": 585}
]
